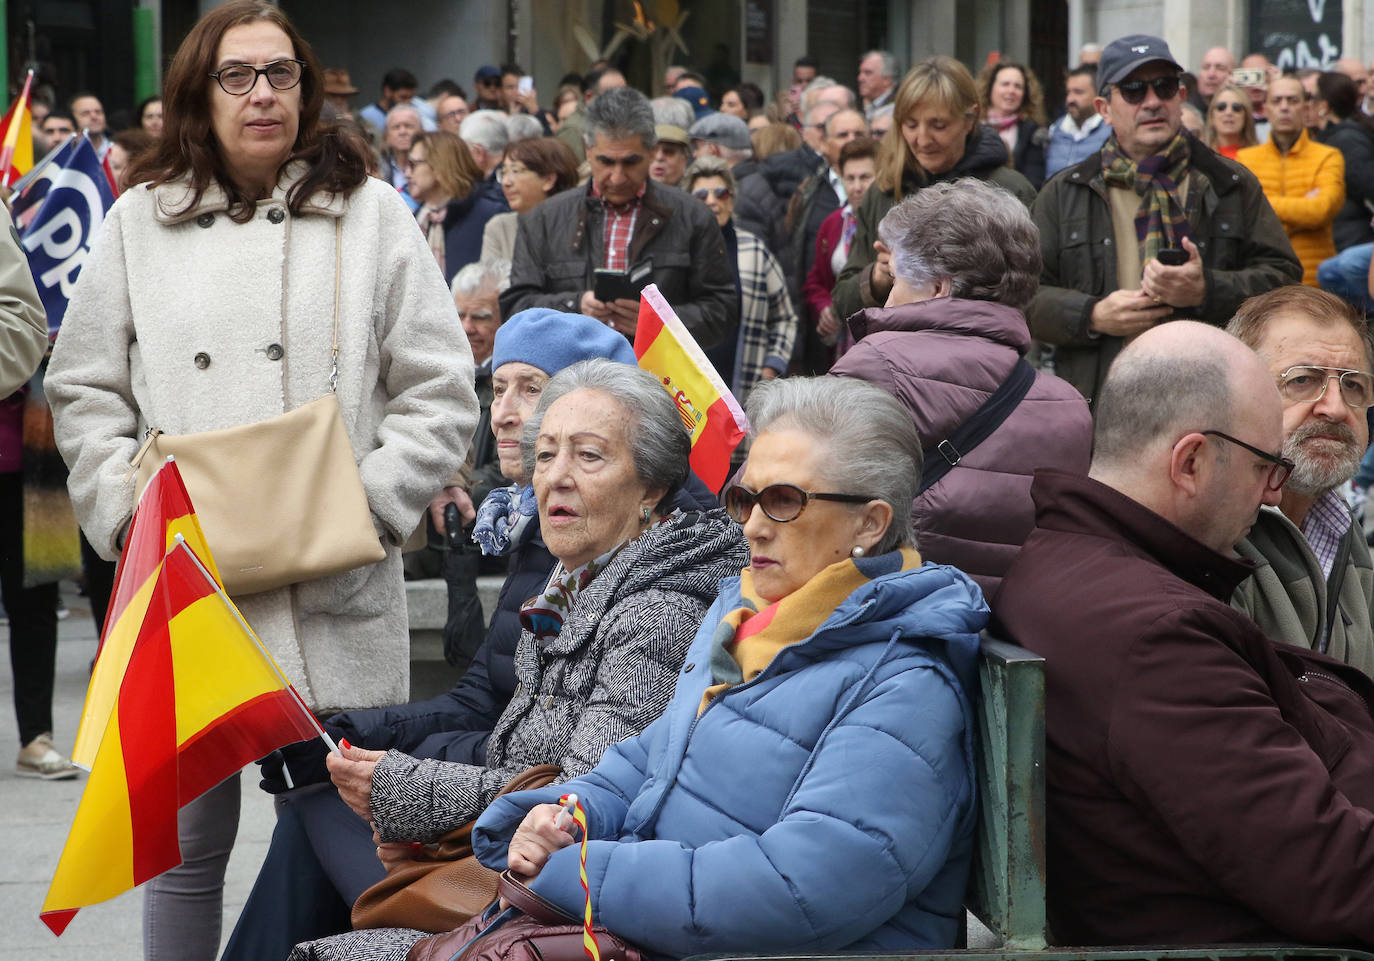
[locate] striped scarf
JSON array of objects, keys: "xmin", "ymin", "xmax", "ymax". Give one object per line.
[
  {"xmin": 1101, "ymin": 131, "xmax": 1193, "ymax": 264},
  {"xmin": 699, "ymin": 546, "xmax": 923, "ymax": 713},
  {"xmin": 417, "ymin": 203, "xmax": 447, "ymax": 276}
]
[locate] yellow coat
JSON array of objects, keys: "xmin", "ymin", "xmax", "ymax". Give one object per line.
[{"xmin": 1237, "ymin": 130, "xmax": 1346, "ymax": 286}]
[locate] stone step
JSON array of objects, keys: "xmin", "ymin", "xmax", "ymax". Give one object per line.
[{"xmin": 406, "ymin": 576, "xmax": 506, "ymax": 700}]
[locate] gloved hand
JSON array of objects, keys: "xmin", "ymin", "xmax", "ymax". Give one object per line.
[{"xmin": 256, "ymin": 724, "xmax": 344, "ymax": 794}]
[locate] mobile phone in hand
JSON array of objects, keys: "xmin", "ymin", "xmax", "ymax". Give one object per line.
[{"xmin": 1155, "ymin": 248, "xmax": 1188, "ymax": 266}]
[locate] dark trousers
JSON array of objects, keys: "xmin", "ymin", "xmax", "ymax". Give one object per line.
[
  {"xmin": 0, "ymin": 471, "xmax": 59, "ymax": 745},
  {"xmin": 79, "ymin": 531, "xmax": 116, "ymax": 634},
  {"xmin": 220, "ymin": 784, "xmax": 383, "ymax": 961}
]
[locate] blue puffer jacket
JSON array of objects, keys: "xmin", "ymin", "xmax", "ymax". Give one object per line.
[{"xmin": 474, "ymin": 557, "xmax": 986, "ymax": 959}]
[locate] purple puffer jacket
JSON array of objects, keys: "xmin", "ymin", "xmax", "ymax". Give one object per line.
[{"xmin": 830, "ymin": 297, "xmax": 1091, "ymax": 599}]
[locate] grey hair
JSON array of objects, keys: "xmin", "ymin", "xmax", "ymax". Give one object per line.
[
  {"xmin": 584, "ymin": 87, "xmax": 659, "ymax": 149},
  {"xmin": 823, "ymin": 107, "xmax": 868, "ymax": 136},
  {"xmin": 450, "ymin": 258, "xmax": 511, "ymax": 299},
  {"xmin": 650, "ymin": 96, "xmax": 696, "ymax": 130},
  {"xmin": 522, "ymin": 359, "xmax": 690, "ymax": 514},
  {"xmin": 505, "ymin": 113, "xmax": 543, "ymax": 144},
  {"xmin": 1092, "ymin": 353, "xmax": 1233, "ymax": 469},
  {"xmin": 747, "ymin": 376, "xmax": 921, "ymax": 554},
  {"xmin": 685, "ymin": 155, "xmax": 736, "ymax": 194},
  {"xmin": 385, "ymin": 103, "xmax": 421, "ymax": 125},
  {"xmin": 801, "ymin": 76, "xmax": 858, "ymax": 113},
  {"xmin": 459, "ymin": 110, "xmax": 509, "ymax": 155},
  {"xmin": 877, "ymin": 178, "xmax": 1041, "ymax": 309},
  {"xmin": 862, "ymin": 50, "xmax": 899, "ymax": 80}
]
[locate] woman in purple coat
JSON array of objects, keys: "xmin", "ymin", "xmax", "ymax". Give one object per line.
[{"xmin": 829, "ymin": 177, "xmax": 1091, "ymax": 597}]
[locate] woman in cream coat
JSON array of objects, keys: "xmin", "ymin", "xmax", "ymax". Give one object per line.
[{"xmin": 44, "ymin": 4, "xmax": 476, "ymax": 959}]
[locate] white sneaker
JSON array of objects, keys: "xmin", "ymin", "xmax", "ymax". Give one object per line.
[{"xmin": 16, "ymin": 733, "xmax": 80, "ymax": 780}]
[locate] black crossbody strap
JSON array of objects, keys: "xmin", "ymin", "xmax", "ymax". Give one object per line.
[{"xmin": 918, "ymin": 359, "xmax": 1036, "ymax": 495}]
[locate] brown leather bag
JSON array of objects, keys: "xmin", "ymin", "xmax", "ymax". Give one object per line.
[
  {"xmin": 351, "ymin": 765, "xmax": 561, "ymax": 933},
  {"xmin": 407, "ymin": 871, "xmax": 643, "ymax": 961}
]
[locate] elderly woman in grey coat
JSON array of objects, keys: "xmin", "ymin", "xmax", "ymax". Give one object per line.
[
  {"xmin": 43, "ymin": 4, "xmax": 475, "ymax": 959},
  {"xmin": 289, "ymin": 358, "xmax": 748, "ymax": 961}
]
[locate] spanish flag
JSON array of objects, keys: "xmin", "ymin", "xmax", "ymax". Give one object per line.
[
  {"xmin": 633, "ymin": 285, "xmax": 750, "ymax": 492},
  {"xmin": 72, "ymin": 457, "xmax": 221, "ymax": 769},
  {"xmin": 0, "ymin": 69, "xmax": 34, "ymax": 188},
  {"xmin": 41, "ymin": 464, "xmax": 323, "ymax": 936}
]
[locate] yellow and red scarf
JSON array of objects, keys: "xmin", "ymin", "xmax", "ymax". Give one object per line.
[{"xmin": 699, "ymin": 547, "xmax": 923, "ymax": 713}]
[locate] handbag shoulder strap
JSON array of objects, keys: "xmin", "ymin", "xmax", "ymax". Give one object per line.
[
  {"xmin": 330, "ymin": 216, "xmax": 342, "ymax": 392},
  {"xmin": 497, "ymin": 871, "xmax": 578, "ymax": 924},
  {"xmin": 918, "ymin": 358, "xmax": 1036, "ymax": 495}
]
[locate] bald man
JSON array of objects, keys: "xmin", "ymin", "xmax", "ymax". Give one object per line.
[
  {"xmin": 995, "ymin": 321, "xmax": 1374, "ymax": 947},
  {"xmin": 1191, "ymin": 46, "xmax": 1234, "ymax": 111}
]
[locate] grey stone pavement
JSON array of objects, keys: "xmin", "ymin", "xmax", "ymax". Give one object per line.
[
  {"xmin": 1, "ymin": 580, "xmax": 995, "ymax": 961},
  {"xmin": 0, "ymin": 581, "xmax": 277, "ymax": 961}
]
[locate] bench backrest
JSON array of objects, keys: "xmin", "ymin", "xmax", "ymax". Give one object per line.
[{"xmin": 968, "ymin": 634, "xmax": 1047, "ymax": 949}]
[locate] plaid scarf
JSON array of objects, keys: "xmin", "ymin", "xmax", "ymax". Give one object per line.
[
  {"xmin": 699, "ymin": 546, "xmax": 923, "ymax": 713},
  {"xmin": 1101, "ymin": 131, "xmax": 1193, "ymax": 264}
]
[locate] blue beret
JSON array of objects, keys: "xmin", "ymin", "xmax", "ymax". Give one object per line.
[{"xmin": 492, "ymin": 308, "xmax": 638, "ymax": 376}]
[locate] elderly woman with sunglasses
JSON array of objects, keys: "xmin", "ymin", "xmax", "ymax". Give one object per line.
[
  {"xmin": 455, "ymin": 375, "xmax": 986, "ymax": 960},
  {"xmin": 687, "ymin": 156, "xmax": 797, "ymax": 403},
  {"xmin": 44, "ymin": 4, "xmax": 475, "ymax": 959}
]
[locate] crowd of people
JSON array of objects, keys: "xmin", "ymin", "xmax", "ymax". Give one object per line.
[{"xmin": 4, "ymin": 0, "xmax": 1374, "ymax": 957}]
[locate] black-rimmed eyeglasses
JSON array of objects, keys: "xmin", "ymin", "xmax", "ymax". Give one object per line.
[
  {"xmin": 1200, "ymin": 430, "xmax": 1294, "ymax": 491},
  {"xmin": 1115, "ymin": 75, "xmax": 1181, "ymax": 105},
  {"xmin": 724, "ymin": 483, "xmax": 874, "ymax": 524},
  {"xmin": 210, "ymin": 59, "xmax": 306, "ymax": 96}
]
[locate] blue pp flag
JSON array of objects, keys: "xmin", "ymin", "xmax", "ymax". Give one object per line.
[{"xmin": 18, "ymin": 136, "xmax": 115, "ymax": 336}]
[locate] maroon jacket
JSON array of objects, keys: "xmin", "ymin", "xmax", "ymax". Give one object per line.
[
  {"xmin": 994, "ymin": 470, "xmax": 1374, "ymax": 948},
  {"xmin": 829, "ymin": 297, "xmax": 1091, "ymax": 597}
]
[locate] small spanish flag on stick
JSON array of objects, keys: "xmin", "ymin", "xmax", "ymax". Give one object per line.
[
  {"xmin": 633, "ymin": 285, "xmax": 749, "ymax": 492},
  {"xmin": 0, "ymin": 69, "xmax": 35, "ymax": 188}
]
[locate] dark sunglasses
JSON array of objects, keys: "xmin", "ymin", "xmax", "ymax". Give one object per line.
[
  {"xmin": 1199, "ymin": 430, "xmax": 1294, "ymax": 492},
  {"xmin": 1115, "ymin": 75, "xmax": 1181, "ymax": 105},
  {"xmin": 724, "ymin": 483, "xmax": 873, "ymax": 524},
  {"xmin": 692, "ymin": 186, "xmax": 732, "ymax": 200},
  {"xmin": 1213, "ymin": 101, "xmax": 1246, "ymax": 113}
]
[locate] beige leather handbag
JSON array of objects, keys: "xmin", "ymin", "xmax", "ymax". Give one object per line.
[{"xmin": 131, "ymin": 219, "xmax": 385, "ymax": 596}]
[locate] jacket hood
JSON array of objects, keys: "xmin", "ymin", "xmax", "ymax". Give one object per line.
[
  {"xmin": 720, "ymin": 558, "xmax": 988, "ymax": 694},
  {"xmin": 847, "ymin": 296, "xmax": 1031, "ymax": 353},
  {"xmin": 953, "ymin": 124, "xmax": 1013, "ymax": 176},
  {"xmin": 761, "ymin": 145, "xmax": 824, "ymax": 199},
  {"xmin": 149, "ymin": 160, "xmax": 350, "ymax": 224}
]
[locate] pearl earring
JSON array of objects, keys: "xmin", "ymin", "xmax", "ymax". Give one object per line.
[{"xmin": 851, "ymin": 546, "xmax": 865, "ymax": 557}]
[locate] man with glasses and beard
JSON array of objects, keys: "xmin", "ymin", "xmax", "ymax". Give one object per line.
[
  {"xmin": 1226, "ymin": 286, "xmax": 1374, "ymax": 676},
  {"xmin": 993, "ymin": 321, "xmax": 1374, "ymax": 948},
  {"xmin": 1026, "ymin": 34, "xmax": 1300, "ymax": 403}
]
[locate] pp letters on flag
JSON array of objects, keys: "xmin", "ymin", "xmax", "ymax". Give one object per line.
[{"xmin": 20, "ymin": 136, "xmax": 116, "ymax": 335}]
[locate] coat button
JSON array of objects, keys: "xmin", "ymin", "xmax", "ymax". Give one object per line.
[
  {"xmin": 1222, "ymin": 223, "xmax": 1231, "ymax": 231},
  {"xmin": 266, "ymin": 343, "xmax": 284, "ymax": 361},
  {"xmin": 194, "ymin": 352, "xmax": 211, "ymax": 369},
  {"xmin": 1104, "ymin": 238, "xmax": 1112, "ymax": 245},
  {"xmin": 267, "ymin": 207, "xmax": 285, "ymax": 224},
  {"xmin": 196, "ymin": 213, "xmax": 214, "ymax": 228},
  {"xmin": 683, "ymin": 662, "xmax": 695, "ymax": 673},
  {"xmin": 1069, "ymin": 231, "xmax": 1078, "ymax": 240}
]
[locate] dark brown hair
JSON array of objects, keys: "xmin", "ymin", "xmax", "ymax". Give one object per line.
[
  {"xmin": 838, "ymin": 135, "xmax": 880, "ymax": 171},
  {"xmin": 503, "ymin": 136, "xmax": 580, "ymax": 195},
  {"xmin": 975, "ymin": 60, "xmax": 1048, "ymax": 126},
  {"xmin": 125, "ymin": 0, "xmax": 367, "ymax": 223}
]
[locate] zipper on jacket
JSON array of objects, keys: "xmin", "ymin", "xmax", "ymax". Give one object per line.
[{"xmin": 1298, "ymin": 669, "xmax": 1370, "ymax": 711}]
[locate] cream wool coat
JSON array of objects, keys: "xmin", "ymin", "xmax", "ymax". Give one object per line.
[{"xmin": 46, "ymin": 166, "xmax": 478, "ymax": 712}]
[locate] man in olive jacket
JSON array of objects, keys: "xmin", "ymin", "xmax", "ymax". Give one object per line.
[
  {"xmin": 1027, "ymin": 34, "xmax": 1300, "ymax": 402},
  {"xmin": 501, "ymin": 87, "xmax": 737, "ymax": 350}
]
